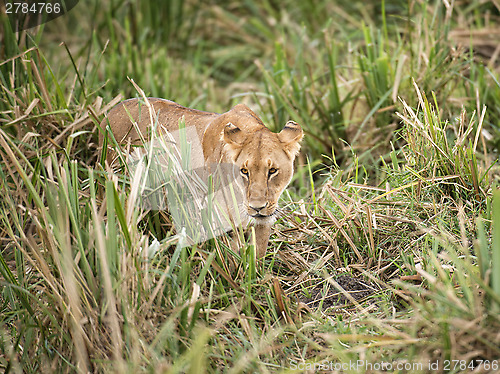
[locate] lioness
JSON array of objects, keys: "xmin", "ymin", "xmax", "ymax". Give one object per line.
[{"xmin": 98, "ymin": 98, "xmax": 303, "ymax": 258}]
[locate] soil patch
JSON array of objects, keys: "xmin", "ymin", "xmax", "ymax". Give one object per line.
[{"xmin": 301, "ymin": 274, "xmax": 380, "ymax": 310}]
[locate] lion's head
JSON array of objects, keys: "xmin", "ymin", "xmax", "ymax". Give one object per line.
[{"xmin": 212, "ymin": 105, "xmax": 303, "ymax": 222}]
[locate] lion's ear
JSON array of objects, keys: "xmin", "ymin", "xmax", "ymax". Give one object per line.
[
  {"xmin": 278, "ymin": 121, "xmax": 303, "ymax": 156},
  {"xmin": 223, "ymin": 123, "xmax": 245, "ymax": 146}
]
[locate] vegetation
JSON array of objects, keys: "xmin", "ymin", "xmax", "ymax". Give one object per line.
[{"xmin": 1, "ymin": 0, "xmax": 500, "ymax": 372}]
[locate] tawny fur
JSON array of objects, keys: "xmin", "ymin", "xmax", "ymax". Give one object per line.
[{"xmin": 98, "ymin": 98, "xmax": 303, "ymax": 258}]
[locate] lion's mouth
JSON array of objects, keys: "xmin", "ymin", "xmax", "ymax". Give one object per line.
[
  {"xmin": 251, "ymin": 213, "xmax": 268, "ymax": 218},
  {"xmin": 250, "ymin": 211, "xmax": 277, "ymax": 219}
]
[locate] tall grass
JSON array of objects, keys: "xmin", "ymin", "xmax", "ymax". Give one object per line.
[{"xmin": 1, "ymin": 0, "xmax": 500, "ymax": 372}]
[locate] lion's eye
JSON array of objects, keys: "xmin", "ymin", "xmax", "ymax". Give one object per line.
[
  {"xmin": 268, "ymin": 168, "xmax": 278, "ymax": 175},
  {"xmin": 240, "ymin": 168, "xmax": 249, "ymax": 176}
]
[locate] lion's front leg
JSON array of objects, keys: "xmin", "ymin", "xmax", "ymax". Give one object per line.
[
  {"xmin": 253, "ymin": 222, "xmax": 271, "ymax": 258},
  {"xmin": 228, "ymin": 222, "xmax": 271, "ymax": 259}
]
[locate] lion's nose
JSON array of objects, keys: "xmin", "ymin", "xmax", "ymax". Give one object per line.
[{"xmin": 249, "ymin": 202, "xmax": 268, "ymax": 213}]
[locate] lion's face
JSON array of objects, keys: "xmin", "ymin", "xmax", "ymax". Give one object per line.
[{"xmin": 222, "ymin": 120, "xmax": 303, "ymax": 221}]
